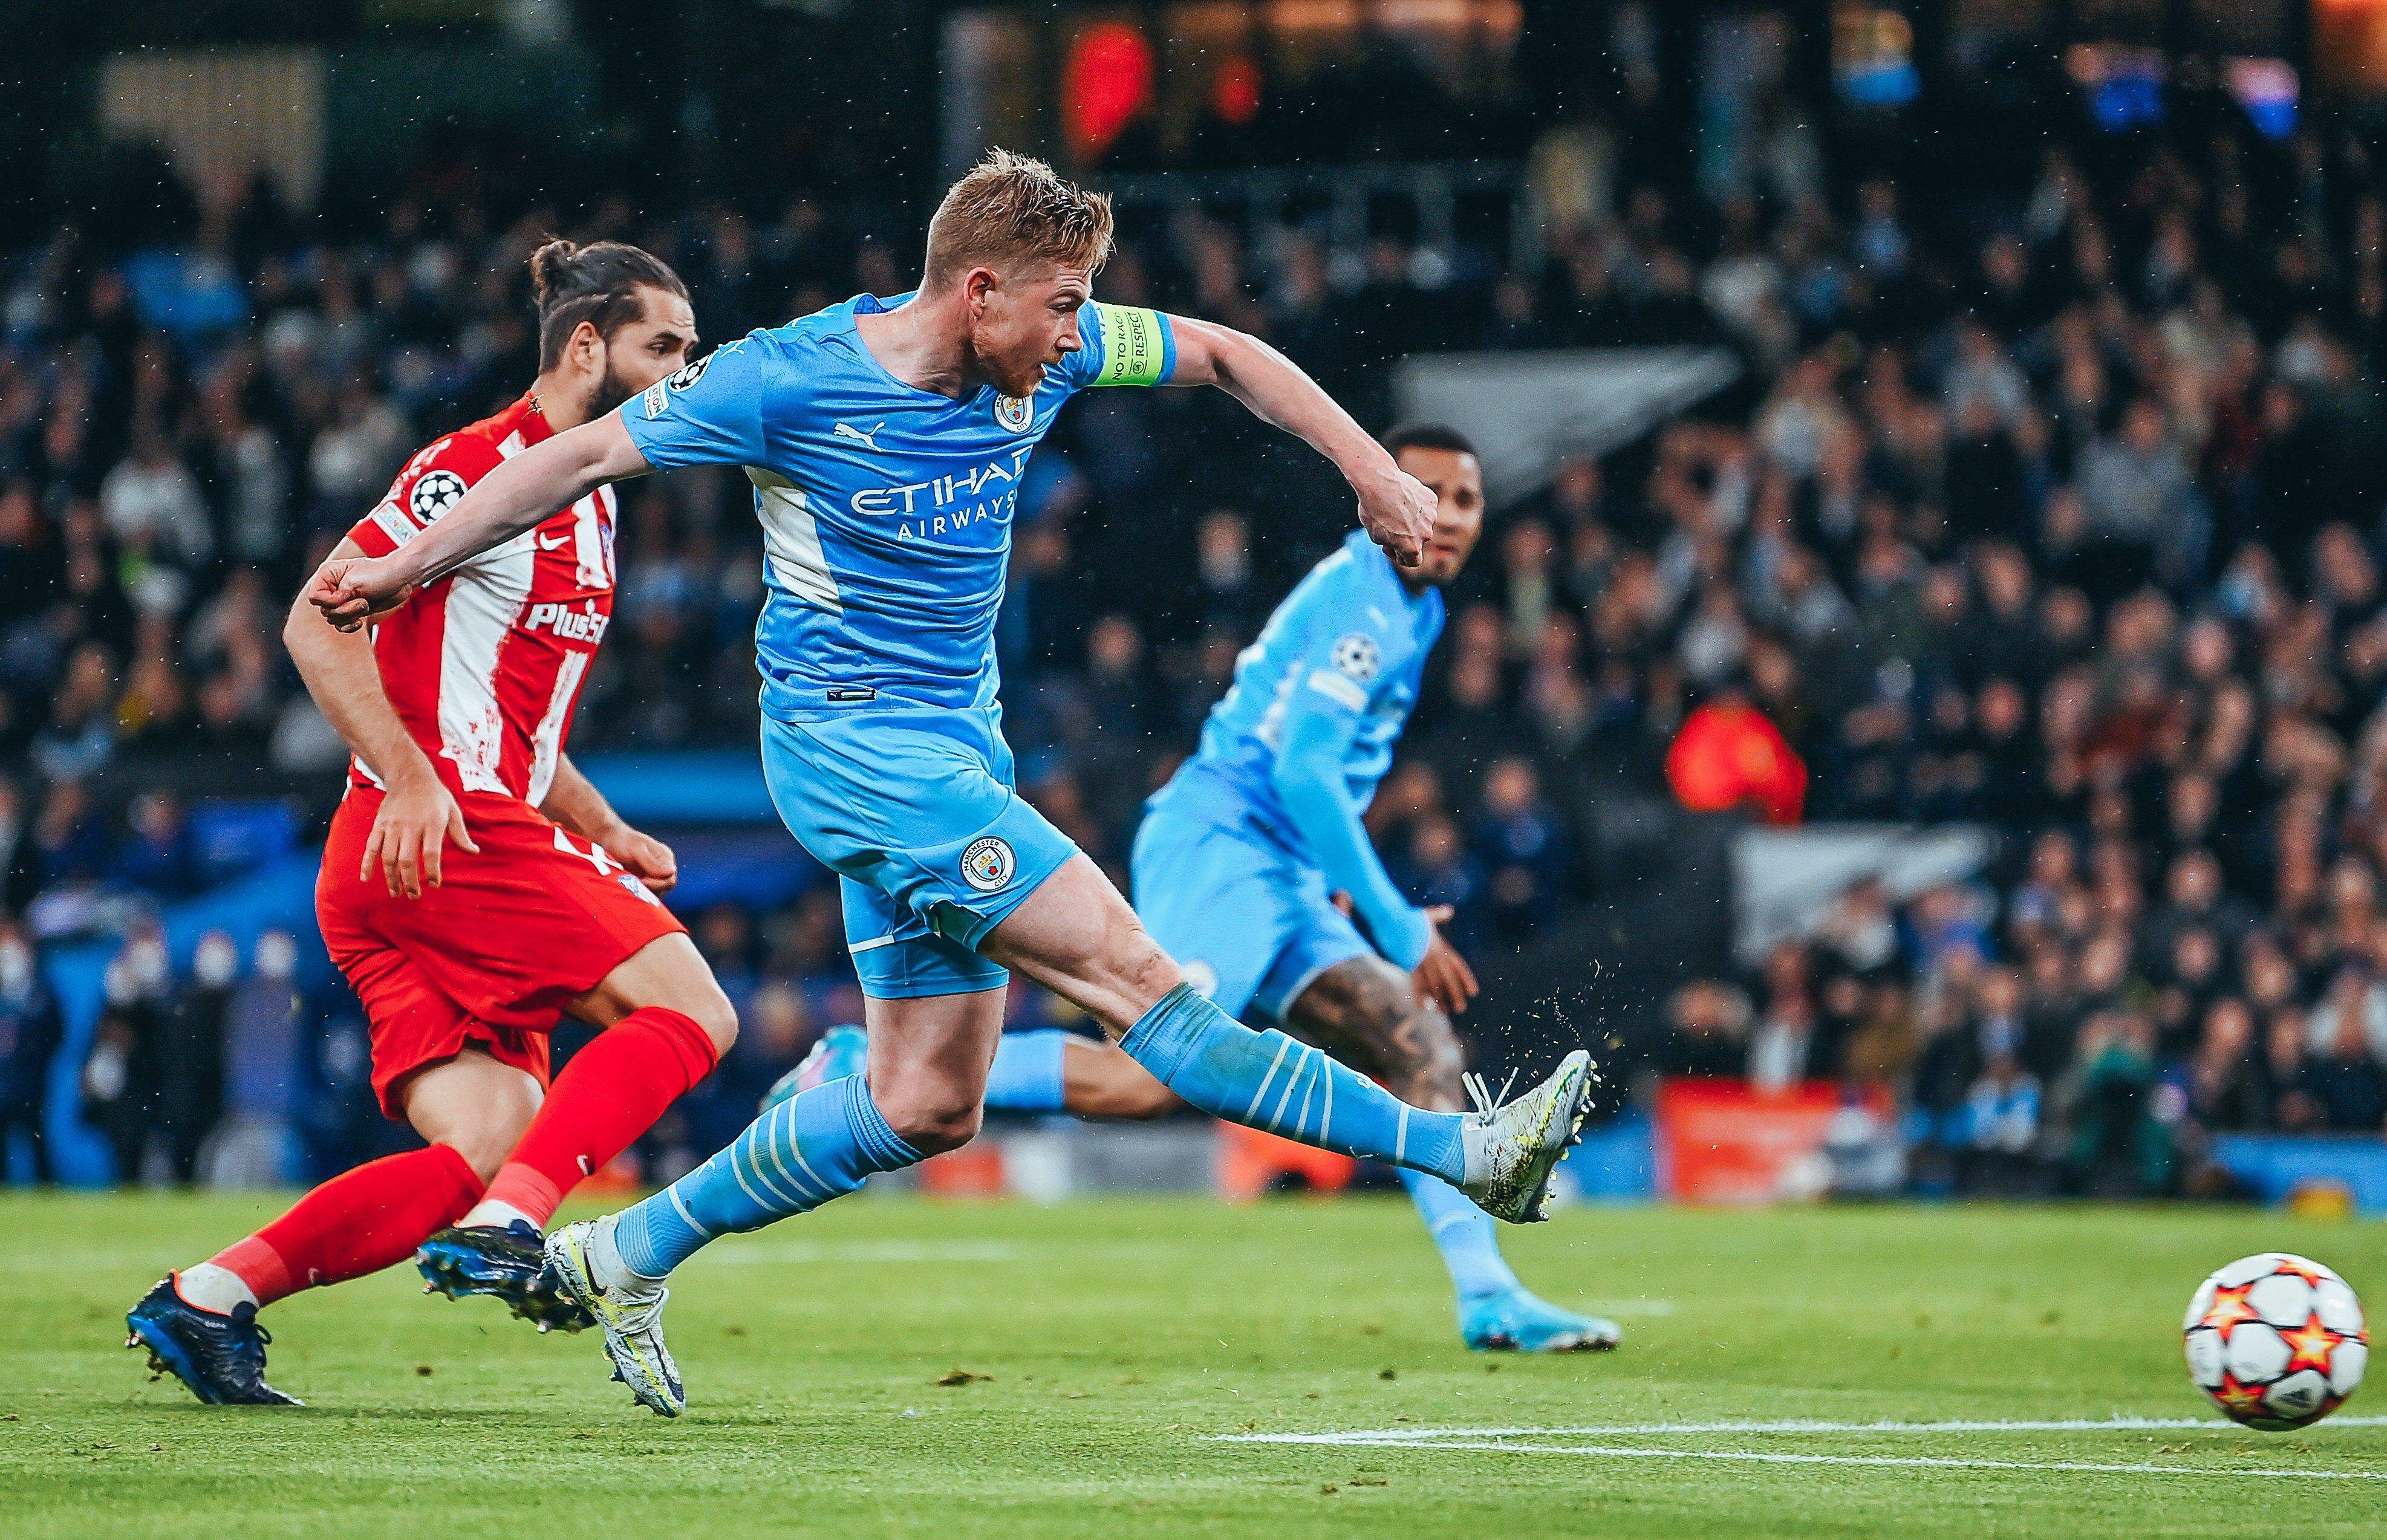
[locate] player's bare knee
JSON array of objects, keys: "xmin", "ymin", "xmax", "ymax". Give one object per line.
[
  {"xmin": 874, "ymin": 1086, "xmax": 982, "ymax": 1155},
  {"xmin": 684, "ymin": 980, "xmax": 740, "ymax": 1055},
  {"xmin": 443, "ymin": 1128, "xmax": 515, "ymax": 1186},
  {"xmin": 403, "ymin": 1057, "xmax": 541, "ymax": 1183},
  {"xmin": 425, "ymin": 1094, "xmax": 535, "ymax": 1184}
]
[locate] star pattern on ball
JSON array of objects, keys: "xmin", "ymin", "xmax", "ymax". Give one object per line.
[
  {"xmin": 2211, "ymin": 1373, "xmax": 2269, "ymax": 1418},
  {"xmin": 2273, "ymin": 1256, "xmax": 2330, "ymax": 1288},
  {"xmin": 2282, "ymin": 1313, "xmax": 2340, "ymax": 1377},
  {"xmin": 2201, "ymin": 1281, "xmax": 2261, "ymax": 1337}
]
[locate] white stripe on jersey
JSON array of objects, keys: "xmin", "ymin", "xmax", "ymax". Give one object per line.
[
  {"xmin": 749, "ymin": 467, "xmax": 843, "ymax": 612},
  {"xmin": 437, "ymin": 537, "xmax": 538, "ymax": 794},
  {"xmin": 572, "ymin": 486, "xmax": 613, "ymax": 591},
  {"xmin": 526, "ymin": 648, "xmax": 591, "ymax": 807}
]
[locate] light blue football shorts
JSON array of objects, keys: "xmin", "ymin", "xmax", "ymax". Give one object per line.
[
  {"xmin": 761, "ymin": 703, "xmax": 1078, "ymax": 999},
  {"xmin": 1128, "ymin": 798, "xmax": 1373, "ymax": 1023}
]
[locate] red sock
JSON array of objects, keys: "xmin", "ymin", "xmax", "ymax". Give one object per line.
[
  {"xmin": 211, "ymin": 1143, "xmax": 484, "ymax": 1307},
  {"xmin": 480, "ymin": 1006, "xmax": 720, "ymax": 1226}
]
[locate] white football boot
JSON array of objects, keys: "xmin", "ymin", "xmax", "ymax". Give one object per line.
[
  {"xmin": 1457, "ymin": 1049, "xmax": 1596, "ymax": 1223},
  {"xmin": 544, "ymin": 1217, "xmax": 685, "ymax": 1417}
]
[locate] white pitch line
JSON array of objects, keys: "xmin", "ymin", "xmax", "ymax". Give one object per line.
[
  {"xmin": 1275, "ymin": 1437, "xmax": 2387, "ymax": 1482},
  {"xmin": 1218, "ymin": 1414, "xmax": 2387, "ymax": 1442}
]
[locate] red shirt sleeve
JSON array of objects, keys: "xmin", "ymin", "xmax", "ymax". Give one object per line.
[{"xmin": 345, "ymin": 431, "xmax": 507, "ymax": 559}]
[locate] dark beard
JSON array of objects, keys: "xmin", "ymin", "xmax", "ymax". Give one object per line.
[{"xmin": 584, "ymin": 364, "xmax": 639, "ymax": 420}]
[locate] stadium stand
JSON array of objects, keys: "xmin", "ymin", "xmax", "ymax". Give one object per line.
[{"xmin": 5, "ymin": 41, "xmax": 2386, "ymax": 1203}]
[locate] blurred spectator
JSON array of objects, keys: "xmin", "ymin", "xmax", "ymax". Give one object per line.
[
  {"xmin": 1659, "ymin": 981, "xmax": 1753, "ymax": 1079},
  {"xmin": 80, "ymin": 921, "xmax": 173, "ymax": 1180},
  {"xmin": 209, "ymin": 930, "xmax": 306, "ymax": 1187},
  {"xmin": 1471, "ymin": 758, "xmax": 1571, "ymax": 936},
  {"xmin": 0, "ymin": 920, "xmax": 60, "ymax": 1181},
  {"xmin": 1953, "ymin": 1053, "xmax": 2043, "ymax": 1197},
  {"xmin": 2055, "ymin": 1012, "xmax": 2173, "ymax": 1198},
  {"xmin": 157, "ymin": 929, "xmax": 236, "ymax": 1183}
]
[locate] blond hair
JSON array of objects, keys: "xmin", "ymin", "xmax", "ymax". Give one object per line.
[{"xmin": 922, "ymin": 149, "xmax": 1115, "ymax": 292}]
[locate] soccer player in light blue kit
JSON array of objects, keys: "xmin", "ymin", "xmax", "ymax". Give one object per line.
[
  {"xmin": 951, "ymin": 424, "xmax": 1614, "ymax": 1351},
  {"xmin": 309, "ymin": 152, "xmax": 1592, "ymax": 1415}
]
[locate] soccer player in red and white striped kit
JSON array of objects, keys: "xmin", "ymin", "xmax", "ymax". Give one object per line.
[{"xmin": 127, "ymin": 241, "xmax": 739, "ymax": 1405}]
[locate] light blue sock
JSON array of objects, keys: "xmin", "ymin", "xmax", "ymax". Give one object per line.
[
  {"xmin": 982, "ymin": 1030, "xmax": 1071, "ymax": 1113},
  {"xmin": 1120, "ymin": 984, "xmax": 1466, "ymax": 1183},
  {"xmin": 1397, "ymin": 1165, "xmax": 1521, "ymax": 1299},
  {"xmin": 614, "ymin": 1074, "xmax": 922, "ymax": 1278}
]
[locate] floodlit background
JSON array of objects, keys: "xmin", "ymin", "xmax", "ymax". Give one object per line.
[{"xmin": 2, "ymin": 1, "xmax": 2385, "ymax": 1215}]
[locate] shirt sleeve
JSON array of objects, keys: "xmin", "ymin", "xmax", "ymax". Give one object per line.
[
  {"xmin": 619, "ymin": 336, "xmax": 772, "ymax": 470},
  {"xmin": 347, "ymin": 432, "xmax": 507, "ymax": 561},
  {"xmin": 1064, "ymin": 302, "xmax": 1177, "ymax": 389},
  {"xmin": 1265, "ymin": 620, "xmax": 1433, "ymax": 971}
]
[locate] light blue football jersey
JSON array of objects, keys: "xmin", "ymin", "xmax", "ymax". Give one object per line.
[
  {"xmin": 1163, "ymin": 528, "xmax": 1445, "ymax": 846},
  {"xmin": 620, "ymin": 292, "xmax": 1174, "ymax": 716}
]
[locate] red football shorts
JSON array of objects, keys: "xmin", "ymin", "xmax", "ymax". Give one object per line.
[{"xmin": 317, "ymin": 786, "xmax": 687, "ymax": 1119}]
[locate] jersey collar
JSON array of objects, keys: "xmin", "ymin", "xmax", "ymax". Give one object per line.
[{"xmin": 512, "ymin": 391, "xmax": 555, "ymax": 447}]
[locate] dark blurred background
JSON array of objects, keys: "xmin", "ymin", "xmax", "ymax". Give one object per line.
[{"xmin": 5, "ymin": 1, "xmax": 2387, "ymax": 1207}]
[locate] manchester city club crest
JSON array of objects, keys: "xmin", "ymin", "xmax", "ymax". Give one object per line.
[
  {"xmin": 994, "ymin": 393, "xmax": 1034, "ymax": 432},
  {"xmin": 962, "ymin": 835, "xmax": 1015, "ymax": 892}
]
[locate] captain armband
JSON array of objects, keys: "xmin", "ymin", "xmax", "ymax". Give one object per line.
[{"xmin": 1087, "ymin": 304, "xmax": 1173, "ymax": 387}]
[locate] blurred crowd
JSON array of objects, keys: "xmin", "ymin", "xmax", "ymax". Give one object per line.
[
  {"xmin": 8, "ymin": 85, "xmax": 2387, "ymax": 1187},
  {"xmin": 1616, "ymin": 118, "xmax": 2387, "ymax": 1192}
]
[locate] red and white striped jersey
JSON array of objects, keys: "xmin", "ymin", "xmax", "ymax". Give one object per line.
[{"xmin": 344, "ymin": 392, "xmax": 617, "ymax": 807}]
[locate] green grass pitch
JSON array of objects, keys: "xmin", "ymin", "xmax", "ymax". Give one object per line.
[{"xmin": 5, "ymin": 1191, "xmax": 2384, "ymax": 1538}]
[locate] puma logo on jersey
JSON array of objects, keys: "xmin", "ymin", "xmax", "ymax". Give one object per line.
[
  {"xmin": 525, "ymin": 600, "xmax": 610, "ymax": 644},
  {"xmin": 833, "ymin": 421, "xmax": 885, "ymax": 450}
]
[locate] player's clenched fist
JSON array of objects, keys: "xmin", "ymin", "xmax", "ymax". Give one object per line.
[
  {"xmin": 306, "ymin": 553, "xmax": 415, "ymax": 631},
  {"xmin": 1352, "ymin": 462, "xmax": 1437, "ymax": 568}
]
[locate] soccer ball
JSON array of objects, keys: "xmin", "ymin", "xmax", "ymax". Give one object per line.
[{"xmin": 2183, "ymin": 1253, "xmax": 2367, "ymax": 1429}]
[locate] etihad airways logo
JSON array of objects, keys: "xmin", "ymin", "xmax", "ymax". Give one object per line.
[{"xmin": 848, "ymin": 443, "xmax": 1034, "ymax": 542}]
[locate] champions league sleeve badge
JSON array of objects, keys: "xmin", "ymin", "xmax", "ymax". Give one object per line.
[{"xmin": 410, "ymin": 469, "xmax": 468, "ymax": 522}]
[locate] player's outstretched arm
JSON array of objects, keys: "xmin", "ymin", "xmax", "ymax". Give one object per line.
[
  {"xmin": 1268, "ymin": 690, "xmax": 1436, "ymax": 975},
  {"xmin": 282, "ymin": 540, "xmax": 478, "ymax": 898},
  {"xmin": 1164, "ymin": 316, "xmax": 1433, "ymax": 567},
  {"xmin": 310, "ymin": 415, "xmax": 652, "ymax": 629},
  {"xmin": 542, "ymin": 753, "xmax": 677, "ymax": 894}
]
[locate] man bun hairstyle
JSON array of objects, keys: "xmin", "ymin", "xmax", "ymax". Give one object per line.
[
  {"xmin": 530, "ymin": 238, "xmax": 688, "ymax": 369},
  {"xmin": 1382, "ymin": 422, "xmax": 1479, "ymax": 460},
  {"xmin": 923, "ymin": 149, "xmax": 1116, "ymax": 292}
]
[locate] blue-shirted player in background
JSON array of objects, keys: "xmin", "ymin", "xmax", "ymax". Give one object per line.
[
  {"xmin": 310, "ymin": 151, "xmax": 1594, "ymax": 1415},
  {"xmin": 780, "ymin": 425, "xmax": 1618, "ymax": 1353}
]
